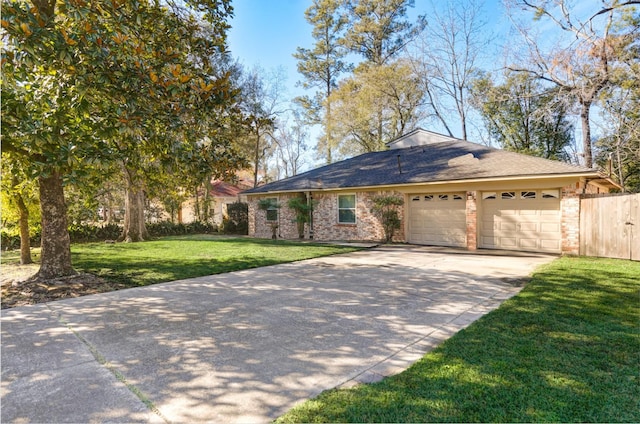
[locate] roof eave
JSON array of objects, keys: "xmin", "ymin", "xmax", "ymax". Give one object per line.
[{"xmin": 243, "ymin": 171, "xmax": 600, "ymax": 196}]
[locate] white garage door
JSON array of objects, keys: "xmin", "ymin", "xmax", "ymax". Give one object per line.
[
  {"xmin": 480, "ymin": 189, "xmax": 562, "ymax": 253},
  {"xmin": 408, "ymin": 193, "xmax": 466, "ymax": 247}
]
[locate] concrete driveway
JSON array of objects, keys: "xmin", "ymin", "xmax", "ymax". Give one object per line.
[{"xmin": 1, "ymin": 245, "xmax": 555, "ymax": 423}]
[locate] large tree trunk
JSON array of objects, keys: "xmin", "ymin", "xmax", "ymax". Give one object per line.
[
  {"xmin": 35, "ymin": 172, "xmax": 75, "ymax": 279},
  {"xmin": 580, "ymin": 100, "xmax": 593, "ymax": 168},
  {"xmin": 119, "ymin": 167, "xmax": 149, "ymax": 242},
  {"xmin": 202, "ymin": 176, "xmax": 212, "ymax": 223},
  {"xmin": 14, "ymin": 191, "xmax": 33, "ymax": 265}
]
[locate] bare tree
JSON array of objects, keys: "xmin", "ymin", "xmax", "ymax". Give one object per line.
[
  {"xmin": 505, "ymin": 0, "xmax": 640, "ymax": 167},
  {"xmin": 596, "ymin": 87, "xmax": 640, "ymax": 192},
  {"xmin": 410, "ymin": 0, "xmax": 492, "ymax": 140},
  {"xmin": 239, "ymin": 66, "xmax": 287, "ymax": 187},
  {"xmin": 272, "ymin": 112, "xmax": 309, "ymax": 179}
]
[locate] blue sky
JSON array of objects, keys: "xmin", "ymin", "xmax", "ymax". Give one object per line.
[
  {"xmin": 226, "ymin": 0, "xmax": 515, "ymax": 168},
  {"xmin": 227, "ymin": 0, "xmax": 314, "ymax": 99},
  {"xmin": 227, "ymin": 0, "xmax": 510, "ymax": 101}
]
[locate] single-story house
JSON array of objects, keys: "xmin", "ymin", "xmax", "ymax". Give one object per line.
[{"xmin": 243, "ymin": 129, "xmax": 617, "ymax": 254}]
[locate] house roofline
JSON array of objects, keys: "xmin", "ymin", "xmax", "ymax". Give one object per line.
[{"xmin": 244, "ymin": 171, "xmax": 601, "ymax": 196}]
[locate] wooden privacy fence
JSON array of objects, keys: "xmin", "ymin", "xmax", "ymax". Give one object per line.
[{"xmin": 580, "ymin": 193, "xmax": 639, "ymax": 261}]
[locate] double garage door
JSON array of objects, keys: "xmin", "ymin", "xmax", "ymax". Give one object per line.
[{"xmin": 408, "ymin": 189, "xmax": 562, "ymax": 253}]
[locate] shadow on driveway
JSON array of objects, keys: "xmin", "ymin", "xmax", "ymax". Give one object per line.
[{"xmin": 1, "ymin": 245, "xmax": 555, "ymax": 423}]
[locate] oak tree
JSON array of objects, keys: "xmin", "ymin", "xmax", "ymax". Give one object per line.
[{"xmin": 2, "ymin": 0, "xmax": 236, "ymax": 278}]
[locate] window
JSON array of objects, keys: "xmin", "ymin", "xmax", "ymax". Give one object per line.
[
  {"xmin": 542, "ymin": 189, "xmax": 560, "ymax": 199},
  {"xmin": 265, "ymin": 198, "xmax": 278, "ymax": 222},
  {"xmin": 521, "ymin": 191, "xmax": 536, "ymax": 199},
  {"xmin": 482, "ymin": 192, "xmax": 496, "ymax": 200},
  {"xmin": 424, "ymin": 195, "xmax": 434, "ymax": 201},
  {"xmin": 438, "ymin": 194, "xmax": 449, "ymax": 201},
  {"xmin": 501, "ymin": 191, "xmax": 516, "ymax": 199},
  {"xmin": 338, "ymin": 194, "xmax": 356, "ymax": 224},
  {"xmin": 453, "ymin": 194, "xmax": 464, "ymax": 200},
  {"xmin": 412, "ymin": 196, "xmax": 420, "ymax": 201}
]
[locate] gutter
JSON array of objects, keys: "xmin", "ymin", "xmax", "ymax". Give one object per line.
[{"xmin": 243, "ymin": 171, "xmax": 601, "ymax": 196}]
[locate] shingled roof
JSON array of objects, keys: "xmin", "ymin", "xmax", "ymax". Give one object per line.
[{"xmin": 244, "ymin": 130, "xmax": 597, "ymax": 194}]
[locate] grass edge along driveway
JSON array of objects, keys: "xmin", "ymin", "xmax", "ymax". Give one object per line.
[
  {"xmin": 276, "ymin": 256, "xmax": 640, "ymax": 423},
  {"xmin": 70, "ymin": 235, "xmax": 362, "ymax": 287}
]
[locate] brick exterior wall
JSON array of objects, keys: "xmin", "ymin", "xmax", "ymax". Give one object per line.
[
  {"xmin": 248, "ymin": 184, "xmax": 583, "ymax": 254},
  {"xmin": 465, "ymin": 191, "xmax": 477, "ymax": 250},
  {"xmin": 248, "ymin": 194, "xmax": 303, "ymax": 239},
  {"xmin": 561, "ymin": 183, "xmax": 581, "ymax": 255},
  {"xmin": 249, "ymin": 191, "xmax": 405, "ymax": 242}
]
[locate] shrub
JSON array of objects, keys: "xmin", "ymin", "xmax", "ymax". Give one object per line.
[
  {"xmin": 68, "ymin": 223, "xmax": 122, "ymax": 242},
  {"xmin": 146, "ymin": 220, "xmax": 216, "ymax": 237},
  {"xmin": 370, "ymin": 195, "xmax": 404, "ymax": 243},
  {"xmin": 1, "ymin": 223, "xmax": 42, "ymax": 250},
  {"xmin": 222, "ymin": 202, "xmax": 248, "ymax": 235},
  {"xmin": 1, "ymin": 222, "xmax": 123, "ymax": 249},
  {"xmin": 287, "ymin": 195, "xmax": 315, "ymax": 239}
]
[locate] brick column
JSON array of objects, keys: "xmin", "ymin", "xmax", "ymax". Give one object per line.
[
  {"xmin": 247, "ymin": 199, "xmax": 256, "ymax": 237},
  {"xmin": 561, "ymin": 184, "xmax": 580, "ymax": 255},
  {"xmin": 466, "ymin": 191, "xmax": 477, "ymax": 250}
]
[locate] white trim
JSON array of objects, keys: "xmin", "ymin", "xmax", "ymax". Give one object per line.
[
  {"xmin": 337, "ymin": 193, "xmax": 357, "ymax": 224},
  {"xmin": 245, "ymin": 172, "xmax": 600, "ymax": 196}
]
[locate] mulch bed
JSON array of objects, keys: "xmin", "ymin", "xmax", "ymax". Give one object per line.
[{"xmin": 1, "ymin": 273, "xmax": 128, "ymax": 309}]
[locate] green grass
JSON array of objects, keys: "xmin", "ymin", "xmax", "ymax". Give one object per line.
[
  {"xmin": 2, "ymin": 235, "xmax": 361, "ymax": 287},
  {"xmin": 276, "ymin": 257, "xmax": 640, "ymax": 423}
]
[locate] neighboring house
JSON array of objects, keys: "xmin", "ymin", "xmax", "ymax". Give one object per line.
[
  {"xmin": 243, "ymin": 129, "xmax": 617, "ymax": 254},
  {"xmin": 180, "ymin": 180, "xmax": 250, "ymax": 225}
]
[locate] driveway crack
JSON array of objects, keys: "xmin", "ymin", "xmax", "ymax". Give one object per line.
[{"xmin": 46, "ymin": 303, "xmax": 171, "ymax": 424}]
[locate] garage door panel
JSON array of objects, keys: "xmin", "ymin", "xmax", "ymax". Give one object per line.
[
  {"xmin": 409, "ymin": 193, "xmax": 466, "ymax": 247},
  {"xmin": 540, "ymin": 209, "xmax": 560, "ymax": 216},
  {"xmin": 519, "ymin": 238, "xmax": 538, "ymax": 249},
  {"xmin": 500, "ymin": 237, "xmax": 517, "ymax": 248},
  {"xmin": 518, "ymin": 222, "xmax": 538, "ymax": 231},
  {"xmin": 540, "ymin": 239, "xmax": 561, "ymax": 250},
  {"xmin": 540, "ymin": 222, "xmax": 560, "ymax": 232},
  {"xmin": 499, "ymin": 221, "xmax": 517, "ymax": 231},
  {"xmin": 480, "ymin": 189, "xmax": 561, "ymax": 253}
]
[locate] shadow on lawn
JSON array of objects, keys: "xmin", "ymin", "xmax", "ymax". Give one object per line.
[
  {"xmin": 280, "ymin": 259, "xmax": 640, "ymax": 423},
  {"xmin": 73, "ymin": 255, "xmax": 292, "ymax": 286}
]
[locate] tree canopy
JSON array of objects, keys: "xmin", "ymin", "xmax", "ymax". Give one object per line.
[{"xmin": 1, "ymin": 0, "xmax": 240, "ymax": 278}]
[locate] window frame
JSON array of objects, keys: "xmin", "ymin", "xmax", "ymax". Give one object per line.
[
  {"xmin": 265, "ymin": 197, "xmax": 278, "ymax": 222},
  {"xmin": 337, "ymin": 193, "xmax": 357, "ymax": 224},
  {"xmin": 542, "ymin": 189, "xmax": 560, "ymax": 199}
]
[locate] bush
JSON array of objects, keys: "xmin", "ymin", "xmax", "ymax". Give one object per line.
[
  {"xmin": 68, "ymin": 223, "xmax": 121, "ymax": 242},
  {"xmin": 1, "ymin": 223, "xmax": 42, "ymax": 250},
  {"xmin": 1, "ymin": 227, "xmax": 20, "ymax": 250},
  {"xmin": 221, "ymin": 202, "xmax": 248, "ymax": 235},
  {"xmin": 0, "ymin": 219, "xmax": 218, "ymax": 251},
  {"xmin": 370, "ymin": 195, "xmax": 404, "ymax": 243},
  {"xmin": 1, "ymin": 222, "xmax": 123, "ymax": 249},
  {"xmin": 69, "ymin": 224, "xmax": 122, "ymax": 243},
  {"xmin": 146, "ymin": 220, "xmax": 216, "ymax": 237}
]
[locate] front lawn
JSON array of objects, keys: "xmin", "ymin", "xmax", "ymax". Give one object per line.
[
  {"xmin": 276, "ymin": 256, "xmax": 640, "ymax": 423},
  {"xmin": 72, "ymin": 235, "xmax": 361, "ymax": 286}
]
